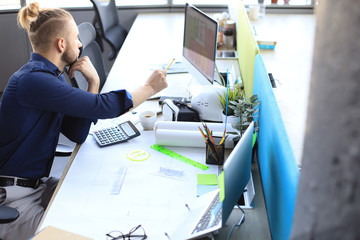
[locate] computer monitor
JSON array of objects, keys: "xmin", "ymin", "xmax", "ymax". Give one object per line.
[
  {"xmin": 222, "ymin": 121, "xmax": 253, "ymax": 223},
  {"xmin": 183, "ymin": 3, "xmax": 218, "ymax": 85}
]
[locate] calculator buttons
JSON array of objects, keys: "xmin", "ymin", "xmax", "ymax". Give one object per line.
[{"xmin": 93, "ymin": 121, "xmax": 140, "ymax": 147}]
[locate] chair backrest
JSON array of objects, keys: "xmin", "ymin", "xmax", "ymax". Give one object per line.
[
  {"xmin": 90, "ymin": 0, "xmax": 128, "ymax": 60},
  {"xmin": 70, "ymin": 22, "xmax": 107, "ymax": 92}
]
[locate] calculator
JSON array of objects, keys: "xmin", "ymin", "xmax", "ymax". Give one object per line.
[{"xmin": 93, "ymin": 121, "xmax": 140, "ymax": 147}]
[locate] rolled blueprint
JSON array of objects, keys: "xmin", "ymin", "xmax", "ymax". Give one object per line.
[{"xmin": 154, "ymin": 121, "xmax": 236, "ymax": 148}]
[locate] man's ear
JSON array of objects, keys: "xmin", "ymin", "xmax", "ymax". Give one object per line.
[{"xmin": 56, "ymin": 38, "xmax": 66, "ymax": 54}]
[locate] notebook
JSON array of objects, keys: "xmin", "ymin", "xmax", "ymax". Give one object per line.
[{"xmin": 171, "ymin": 122, "xmax": 254, "ymax": 239}]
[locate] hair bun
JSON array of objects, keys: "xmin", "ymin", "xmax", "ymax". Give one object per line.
[
  {"xmin": 17, "ymin": 2, "xmax": 40, "ymax": 31},
  {"xmin": 26, "ymin": 2, "xmax": 40, "ymax": 18}
]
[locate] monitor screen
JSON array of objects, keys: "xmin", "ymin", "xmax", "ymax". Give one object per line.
[{"xmin": 183, "ymin": 3, "xmax": 218, "ymax": 85}]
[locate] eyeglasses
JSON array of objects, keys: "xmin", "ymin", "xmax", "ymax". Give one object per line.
[{"xmin": 106, "ymin": 225, "xmax": 147, "ymax": 240}]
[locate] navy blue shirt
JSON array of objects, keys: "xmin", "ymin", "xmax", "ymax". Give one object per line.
[{"xmin": 0, "ymin": 53, "xmax": 133, "ymax": 180}]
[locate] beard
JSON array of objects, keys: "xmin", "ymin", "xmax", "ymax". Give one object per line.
[{"xmin": 61, "ymin": 46, "xmax": 78, "ymax": 67}]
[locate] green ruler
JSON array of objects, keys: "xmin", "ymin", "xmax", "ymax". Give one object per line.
[{"xmin": 150, "ymin": 144, "xmax": 209, "ymax": 171}]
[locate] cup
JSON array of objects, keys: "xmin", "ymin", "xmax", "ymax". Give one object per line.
[
  {"xmin": 139, "ymin": 110, "xmax": 157, "ymax": 130},
  {"xmin": 249, "ymin": 5, "xmax": 260, "ymax": 21}
]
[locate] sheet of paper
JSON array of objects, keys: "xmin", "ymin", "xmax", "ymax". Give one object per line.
[
  {"xmin": 197, "ymin": 184, "xmax": 218, "ymax": 197},
  {"xmin": 218, "ymin": 171, "xmax": 225, "ymax": 202},
  {"xmin": 197, "ymin": 174, "xmax": 218, "ymax": 185}
]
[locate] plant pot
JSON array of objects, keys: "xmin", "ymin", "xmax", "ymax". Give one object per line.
[
  {"xmin": 271, "ymin": 0, "xmax": 278, "ymax": 3},
  {"xmin": 221, "ymin": 112, "xmax": 240, "ymax": 124}
]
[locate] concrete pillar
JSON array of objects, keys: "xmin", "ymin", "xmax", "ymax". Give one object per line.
[{"xmin": 290, "ymin": 1, "xmax": 360, "ymax": 239}]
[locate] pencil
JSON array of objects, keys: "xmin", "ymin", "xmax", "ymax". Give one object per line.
[
  {"xmin": 219, "ymin": 130, "xmax": 226, "ymax": 146},
  {"xmin": 198, "ymin": 126, "xmax": 208, "ymax": 143},
  {"xmin": 198, "ymin": 126, "xmax": 219, "ymax": 162},
  {"xmin": 202, "ymin": 124, "xmax": 222, "ymax": 162},
  {"xmin": 164, "ymin": 58, "xmax": 175, "ymax": 71}
]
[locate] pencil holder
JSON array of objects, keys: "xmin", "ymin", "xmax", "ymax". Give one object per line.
[{"xmin": 205, "ymin": 136, "xmax": 225, "ymax": 165}]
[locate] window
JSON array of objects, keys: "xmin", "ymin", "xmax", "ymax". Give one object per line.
[
  {"xmin": 172, "ymin": 0, "xmax": 227, "ymax": 5},
  {"xmin": 243, "ymin": 0, "xmax": 314, "ymax": 7},
  {"xmin": 29, "ymin": 0, "xmax": 167, "ymax": 8},
  {"xmin": 116, "ymin": 0, "xmax": 167, "ymax": 6},
  {"xmin": 1, "ymin": 0, "xmax": 315, "ymax": 10},
  {"xmin": 0, "ymin": 0, "xmax": 20, "ymax": 10},
  {"xmin": 29, "ymin": 0, "xmax": 92, "ymax": 8}
]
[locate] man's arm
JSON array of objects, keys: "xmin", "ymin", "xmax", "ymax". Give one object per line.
[
  {"xmin": 61, "ymin": 116, "xmax": 93, "ymax": 143},
  {"xmin": 66, "ymin": 57, "xmax": 167, "ymax": 113},
  {"xmin": 67, "ymin": 56, "xmax": 100, "ymax": 94},
  {"xmin": 130, "ymin": 70, "xmax": 168, "ymax": 108}
]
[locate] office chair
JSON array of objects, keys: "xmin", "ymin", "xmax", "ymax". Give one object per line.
[
  {"xmin": 90, "ymin": 0, "xmax": 128, "ymax": 60},
  {"xmin": 0, "ymin": 205, "xmax": 19, "ymax": 224},
  {"xmin": 69, "ymin": 22, "xmax": 107, "ymax": 92},
  {"xmin": 57, "ymin": 22, "xmax": 108, "ymax": 160}
]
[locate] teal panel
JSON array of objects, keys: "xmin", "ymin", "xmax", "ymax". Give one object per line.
[{"xmin": 253, "ymin": 54, "xmax": 299, "ymax": 240}]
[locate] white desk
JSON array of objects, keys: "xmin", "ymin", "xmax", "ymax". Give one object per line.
[
  {"xmin": 41, "ymin": 131, "xmax": 219, "ymax": 239},
  {"xmin": 251, "ymin": 14, "xmax": 316, "ymax": 165},
  {"xmin": 39, "ymin": 13, "xmax": 228, "ymax": 240}
]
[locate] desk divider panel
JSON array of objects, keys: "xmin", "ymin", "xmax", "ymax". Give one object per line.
[
  {"xmin": 235, "ymin": 2, "xmax": 260, "ymax": 98},
  {"xmin": 253, "ymin": 54, "xmax": 299, "ymax": 240}
]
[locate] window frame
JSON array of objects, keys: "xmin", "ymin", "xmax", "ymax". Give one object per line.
[{"xmin": 0, "ymin": 0, "xmax": 315, "ymax": 12}]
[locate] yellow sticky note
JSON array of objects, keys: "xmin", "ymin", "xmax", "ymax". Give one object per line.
[
  {"xmin": 218, "ymin": 171, "xmax": 225, "ymax": 202},
  {"xmin": 197, "ymin": 174, "xmax": 218, "ymax": 185}
]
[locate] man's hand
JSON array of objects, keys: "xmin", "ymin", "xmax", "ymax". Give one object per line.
[
  {"xmin": 68, "ymin": 56, "xmax": 100, "ymax": 94},
  {"xmin": 130, "ymin": 70, "xmax": 168, "ymax": 108},
  {"xmin": 144, "ymin": 70, "xmax": 168, "ymax": 95}
]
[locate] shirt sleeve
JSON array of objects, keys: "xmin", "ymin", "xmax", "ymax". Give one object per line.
[
  {"xmin": 60, "ymin": 116, "xmax": 93, "ymax": 143},
  {"xmin": 16, "ymin": 71, "xmax": 134, "ymax": 120}
]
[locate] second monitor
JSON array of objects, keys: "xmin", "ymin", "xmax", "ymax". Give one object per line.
[{"xmin": 183, "ymin": 3, "xmax": 218, "ymax": 86}]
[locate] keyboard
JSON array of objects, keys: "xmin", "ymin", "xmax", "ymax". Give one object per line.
[{"xmin": 192, "ymin": 191, "xmax": 222, "ymax": 234}]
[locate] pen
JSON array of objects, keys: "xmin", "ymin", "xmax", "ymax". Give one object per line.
[
  {"xmin": 198, "ymin": 127, "xmax": 219, "ymax": 162},
  {"xmin": 202, "ymin": 124, "xmax": 214, "ymax": 142},
  {"xmin": 208, "ymin": 140, "xmax": 221, "ymax": 162},
  {"xmin": 203, "ymin": 124, "xmax": 221, "ymax": 157},
  {"xmin": 219, "ymin": 130, "xmax": 226, "ymax": 146},
  {"xmin": 164, "ymin": 58, "xmax": 175, "ymax": 71},
  {"xmin": 198, "ymin": 126, "xmax": 208, "ymax": 142},
  {"xmin": 202, "ymin": 123, "xmax": 213, "ymax": 143},
  {"xmin": 200, "ymin": 125, "xmax": 222, "ymax": 162},
  {"xmin": 219, "ymin": 134, "xmax": 227, "ymax": 147}
]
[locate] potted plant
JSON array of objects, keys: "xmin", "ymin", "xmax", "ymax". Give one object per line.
[
  {"xmin": 227, "ymin": 94, "xmax": 260, "ymax": 143},
  {"xmin": 217, "ymin": 83, "xmax": 243, "ymax": 123}
]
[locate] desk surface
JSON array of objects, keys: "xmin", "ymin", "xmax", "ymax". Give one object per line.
[
  {"xmin": 40, "ymin": 13, "xmax": 223, "ymax": 240},
  {"xmin": 252, "ymin": 14, "xmax": 316, "ymax": 166},
  {"xmin": 40, "ymin": 12, "xmax": 315, "ymax": 239}
]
